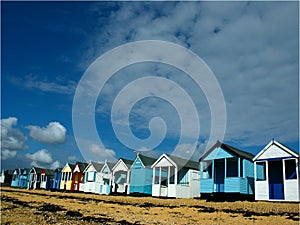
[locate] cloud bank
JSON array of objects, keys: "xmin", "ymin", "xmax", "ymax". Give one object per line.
[{"xmin": 84, "ymin": 1, "xmax": 298, "ymax": 149}]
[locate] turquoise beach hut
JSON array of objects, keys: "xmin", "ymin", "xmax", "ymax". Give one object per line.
[
  {"xmin": 11, "ymin": 168, "xmax": 22, "ymax": 187},
  {"xmin": 199, "ymin": 141, "xmax": 254, "ymax": 200},
  {"xmin": 19, "ymin": 168, "xmax": 29, "ymax": 189},
  {"xmin": 129, "ymin": 153, "xmax": 157, "ymax": 195}
]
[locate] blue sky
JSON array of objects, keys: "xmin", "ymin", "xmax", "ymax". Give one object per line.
[{"xmin": 1, "ymin": 1, "xmax": 299, "ymax": 169}]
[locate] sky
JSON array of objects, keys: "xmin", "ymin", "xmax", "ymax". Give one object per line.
[{"xmin": 1, "ymin": 1, "xmax": 299, "ymax": 170}]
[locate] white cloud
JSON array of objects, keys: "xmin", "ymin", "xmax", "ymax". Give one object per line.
[
  {"xmin": 85, "ymin": 2, "xmax": 298, "ymax": 149},
  {"xmin": 8, "ymin": 75, "xmax": 76, "ymax": 95},
  {"xmin": 88, "ymin": 143, "xmax": 116, "ymax": 162},
  {"xmin": 1, "ymin": 117, "xmax": 27, "ymax": 160},
  {"xmin": 1, "ymin": 150, "xmax": 17, "ymax": 160},
  {"xmin": 27, "ymin": 122, "xmax": 66, "ymax": 145},
  {"xmin": 26, "ymin": 149, "xmax": 61, "ymax": 169},
  {"xmin": 25, "ymin": 149, "xmax": 53, "ymax": 164}
]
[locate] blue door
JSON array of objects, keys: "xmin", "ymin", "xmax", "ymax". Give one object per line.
[
  {"xmin": 214, "ymin": 159, "xmax": 225, "ymax": 192},
  {"xmin": 268, "ymin": 160, "xmax": 284, "ymax": 200}
]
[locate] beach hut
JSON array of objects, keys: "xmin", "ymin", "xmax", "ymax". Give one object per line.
[
  {"xmin": 151, "ymin": 154, "xmax": 200, "ymax": 198},
  {"xmin": 253, "ymin": 139, "xmax": 299, "ymax": 202},
  {"xmin": 28, "ymin": 167, "xmax": 43, "ymax": 189},
  {"xmin": 52, "ymin": 168, "xmax": 62, "ymax": 190},
  {"xmin": 83, "ymin": 162, "xmax": 104, "ymax": 193},
  {"xmin": 60, "ymin": 163, "xmax": 75, "ymax": 191},
  {"xmin": 3, "ymin": 170, "xmax": 13, "ymax": 185},
  {"xmin": 112, "ymin": 158, "xmax": 133, "ymax": 194},
  {"xmin": 40, "ymin": 169, "xmax": 54, "ymax": 190},
  {"xmin": 71, "ymin": 161, "xmax": 88, "ymax": 192},
  {"xmin": 0, "ymin": 169, "xmax": 5, "ymax": 183},
  {"xmin": 19, "ymin": 168, "xmax": 29, "ymax": 189},
  {"xmin": 199, "ymin": 141, "xmax": 254, "ymax": 199},
  {"xmin": 99, "ymin": 161, "xmax": 114, "ymax": 195},
  {"xmin": 130, "ymin": 153, "xmax": 157, "ymax": 195},
  {"xmin": 11, "ymin": 168, "xmax": 22, "ymax": 187}
]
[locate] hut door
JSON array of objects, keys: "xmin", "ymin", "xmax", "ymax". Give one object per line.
[
  {"xmin": 214, "ymin": 159, "xmax": 225, "ymax": 192},
  {"xmin": 268, "ymin": 160, "xmax": 284, "ymax": 200}
]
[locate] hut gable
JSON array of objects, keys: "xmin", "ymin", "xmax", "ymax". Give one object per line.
[
  {"xmin": 253, "ymin": 139, "xmax": 298, "ymax": 161},
  {"xmin": 200, "ymin": 141, "xmax": 254, "ymax": 161}
]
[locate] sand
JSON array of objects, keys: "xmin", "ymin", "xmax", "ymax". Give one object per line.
[{"xmin": 1, "ymin": 187, "xmax": 299, "ymax": 224}]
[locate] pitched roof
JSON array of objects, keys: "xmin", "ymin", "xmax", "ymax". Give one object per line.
[
  {"xmin": 120, "ymin": 158, "xmax": 134, "ymax": 167},
  {"xmin": 138, "ymin": 154, "xmax": 157, "ymax": 167},
  {"xmin": 68, "ymin": 163, "xmax": 76, "ymax": 171},
  {"xmin": 76, "ymin": 162, "xmax": 88, "ymax": 171},
  {"xmin": 30, "ymin": 167, "xmax": 43, "ymax": 174},
  {"xmin": 200, "ymin": 141, "xmax": 254, "ymax": 161},
  {"xmin": 91, "ymin": 162, "xmax": 104, "ymax": 172},
  {"xmin": 274, "ymin": 140, "xmax": 299, "ymax": 156},
  {"xmin": 30, "ymin": 167, "xmax": 55, "ymax": 176},
  {"xmin": 167, "ymin": 154, "xmax": 199, "ymax": 170},
  {"xmin": 106, "ymin": 162, "xmax": 115, "ymax": 170}
]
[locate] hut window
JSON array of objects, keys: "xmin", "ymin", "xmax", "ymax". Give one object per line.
[
  {"xmin": 161, "ymin": 167, "xmax": 168, "ymax": 186},
  {"xmin": 104, "ymin": 178, "xmax": 110, "ymax": 185},
  {"xmin": 154, "ymin": 168, "xmax": 160, "ymax": 184},
  {"xmin": 256, "ymin": 161, "xmax": 266, "ymax": 181},
  {"xmin": 169, "ymin": 167, "xmax": 175, "ymax": 184},
  {"xmin": 87, "ymin": 172, "xmax": 94, "ymax": 181},
  {"xmin": 227, "ymin": 158, "xmax": 238, "ymax": 177},
  {"xmin": 203, "ymin": 161, "xmax": 212, "ymax": 178},
  {"xmin": 115, "ymin": 171, "xmax": 127, "ymax": 184},
  {"xmin": 285, "ymin": 159, "xmax": 297, "ymax": 180}
]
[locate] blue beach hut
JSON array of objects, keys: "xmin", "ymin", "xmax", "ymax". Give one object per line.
[
  {"xmin": 52, "ymin": 168, "xmax": 62, "ymax": 190},
  {"xmin": 199, "ymin": 141, "xmax": 254, "ymax": 199}
]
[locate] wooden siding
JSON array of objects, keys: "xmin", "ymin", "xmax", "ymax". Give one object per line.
[
  {"xmin": 200, "ymin": 178, "xmax": 213, "ymax": 193},
  {"xmin": 52, "ymin": 170, "xmax": 61, "ymax": 190},
  {"xmin": 130, "ymin": 168, "xmax": 153, "ymax": 195},
  {"xmin": 200, "ymin": 144, "xmax": 254, "ymax": 196},
  {"xmin": 244, "ymin": 159, "xmax": 254, "ymax": 194}
]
